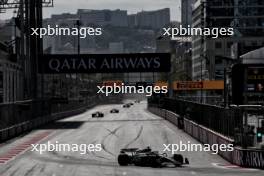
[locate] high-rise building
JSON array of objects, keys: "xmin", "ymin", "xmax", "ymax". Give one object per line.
[
  {"xmin": 191, "ymin": 0, "xmax": 264, "ymax": 81},
  {"xmin": 109, "ymin": 42, "xmax": 124, "ymax": 53},
  {"xmin": 181, "ymin": 0, "xmax": 195, "ymax": 28},
  {"xmin": 128, "ymin": 14, "xmax": 137, "ymax": 28},
  {"xmin": 128, "ymin": 8, "xmax": 170, "ymax": 29},
  {"xmin": 171, "ymin": 1, "xmax": 194, "ymax": 82},
  {"xmin": 78, "ymin": 9, "xmax": 128, "ymax": 27}
]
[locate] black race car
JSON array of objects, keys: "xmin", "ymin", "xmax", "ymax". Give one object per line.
[
  {"xmin": 117, "ymin": 147, "xmax": 189, "ymax": 168},
  {"xmin": 128, "ymin": 102, "xmax": 134, "ymax": 106},
  {"xmin": 134, "ymin": 100, "xmax": 141, "ymax": 103},
  {"xmin": 110, "ymin": 108, "xmax": 119, "ymax": 113},
  {"xmin": 92, "ymin": 111, "xmax": 104, "ymax": 118},
  {"xmin": 123, "ymin": 104, "xmax": 130, "ymax": 108}
]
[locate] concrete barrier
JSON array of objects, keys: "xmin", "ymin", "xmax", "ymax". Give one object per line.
[
  {"xmin": 16, "ymin": 124, "xmax": 22, "ymax": 134},
  {"xmin": 0, "ymin": 130, "xmax": 3, "ymax": 141},
  {"xmin": 232, "ymin": 148, "xmax": 264, "ymax": 169},
  {"xmin": 51, "ymin": 107, "xmax": 87, "ymax": 120},
  {"xmin": 183, "ymin": 116, "xmax": 234, "ymax": 163},
  {"xmin": 9, "ymin": 127, "xmax": 15, "ymax": 138},
  {"xmin": 148, "ymin": 106, "xmax": 264, "ymax": 169},
  {"xmin": 0, "ymin": 103, "xmax": 96, "ymax": 143},
  {"xmin": 27, "ymin": 121, "xmax": 33, "ymax": 131},
  {"xmin": 0, "ymin": 129, "xmax": 8, "ymax": 141}
]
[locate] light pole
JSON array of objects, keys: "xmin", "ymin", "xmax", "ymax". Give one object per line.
[
  {"xmin": 75, "ymin": 19, "xmax": 81, "ymax": 101},
  {"xmin": 200, "ymin": 54, "xmax": 209, "ymax": 103},
  {"xmin": 75, "ymin": 20, "xmax": 81, "ymax": 55}
]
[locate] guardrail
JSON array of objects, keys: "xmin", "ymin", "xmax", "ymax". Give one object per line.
[
  {"xmin": 148, "ymin": 105, "xmax": 264, "ymax": 169},
  {"xmin": 0, "ymin": 100, "xmax": 51, "ymax": 130},
  {"xmin": 0, "ymin": 96, "xmax": 102, "ymax": 142},
  {"xmin": 0, "ymin": 106, "xmax": 87, "ymax": 142},
  {"xmin": 148, "ymin": 97, "xmax": 242, "ymax": 138}
]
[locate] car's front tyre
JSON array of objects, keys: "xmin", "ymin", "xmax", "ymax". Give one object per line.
[
  {"xmin": 118, "ymin": 153, "xmax": 130, "ymax": 166},
  {"xmin": 173, "ymin": 154, "xmax": 184, "ymax": 165}
]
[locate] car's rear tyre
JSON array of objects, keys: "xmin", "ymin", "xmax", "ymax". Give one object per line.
[
  {"xmin": 173, "ymin": 154, "xmax": 184, "ymax": 164},
  {"xmin": 118, "ymin": 153, "xmax": 130, "ymax": 166}
]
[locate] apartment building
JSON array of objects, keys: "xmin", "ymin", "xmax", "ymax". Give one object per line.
[{"xmin": 192, "ymin": 0, "xmax": 264, "ymax": 80}]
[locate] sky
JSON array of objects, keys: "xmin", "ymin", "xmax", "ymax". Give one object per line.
[{"xmin": 0, "ymin": 0, "xmax": 181, "ymax": 21}]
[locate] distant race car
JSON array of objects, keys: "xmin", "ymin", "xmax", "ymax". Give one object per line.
[
  {"xmin": 110, "ymin": 108, "xmax": 119, "ymax": 113},
  {"xmin": 117, "ymin": 147, "xmax": 189, "ymax": 168},
  {"xmin": 134, "ymin": 100, "xmax": 141, "ymax": 103},
  {"xmin": 128, "ymin": 102, "xmax": 134, "ymax": 106},
  {"xmin": 123, "ymin": 104, "xmax": 130, "ymax": 108},
  {"xmin": 92, "ymin": 111, "xmax": 104, "ymax": 118}
]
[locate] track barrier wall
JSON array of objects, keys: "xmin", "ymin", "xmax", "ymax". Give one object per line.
[
  {"xmin": 148, "ymin": 106, "xmax": 264, "ymax": 169},
  {"xmin": 0, "ymin": 96, "xmax": 108, "ymax": 143}
]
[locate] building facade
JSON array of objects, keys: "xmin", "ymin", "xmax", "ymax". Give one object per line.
[
  {"xmin": 78, "ymin": 9, "xmax": 128, "ymax": 27},
  {"xmin": 128, "ymin": 8, "xmax": 170, "ymax": 29},
  {"xmin": 191, "ymin": 0, "xmax": 264, "ymax": 80},
  {"xmin": 0, "ymin": 20, "xmax": 24, "ymax": 103},
  {"xmin": 0, "ymin": 58, "xmax": 24, "ymax": 103},
  {"xmin": 172, "ymin": 0, "xmax": 195, "ymax": 82},
  {"xmin": 181, "ymin": 0, "xmax": 195, "ymax": 28}
]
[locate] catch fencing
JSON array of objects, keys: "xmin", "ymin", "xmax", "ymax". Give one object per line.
[{"xmin": 148, "ymin": 97, "xmax": 243, "ymax": 138}]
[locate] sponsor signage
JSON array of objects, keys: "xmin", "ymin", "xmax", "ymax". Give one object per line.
[
  {"xmin": 172, "ymin": 81, "xmax": 224, "ymax": 91},
  {"xmin": 174, "ymin": 81, "xmax": 203, "ymax": 90},
  {"xmin": 39, "ymin": 53, "xmax": 171, "ymax": 73},
  {"xmin": 102, "ymin": 80, "xmax": 123, "ymax": 87},
  {"xmin": 154, "ymin": 81, "xmax": 168, "ymax": 88},
  {"xmin": 233, "ymin": 149, "xmax": 264, "ymax": 168}
]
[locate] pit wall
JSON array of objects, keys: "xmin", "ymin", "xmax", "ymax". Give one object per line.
[{"xmin": 148, "ymin": 106, "xmax": 264, "ymax": 169}]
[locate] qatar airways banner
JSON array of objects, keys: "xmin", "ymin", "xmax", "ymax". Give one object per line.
[{"xmin": 39, "ymin": 53, "xmax": 171, "ymax": 73}]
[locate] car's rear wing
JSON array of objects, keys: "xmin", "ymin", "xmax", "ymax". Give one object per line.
[{"xmin": 120, "ymin": 148, "xmax": 139, "ymax": 152}]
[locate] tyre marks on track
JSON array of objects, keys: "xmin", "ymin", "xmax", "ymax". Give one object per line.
[
  {"xmin": 123, "ymin": 125, "xmax": 143, "ymax": 149},
  {"xmin": 89, "ymin": 139, "xmax": 112, "ymax": 161},
  {"xmin": 101, "ymin": 125, "xmax": 123, "ymax": 157}
]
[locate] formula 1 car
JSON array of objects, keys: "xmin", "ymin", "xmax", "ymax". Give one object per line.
[
  {"xmin": 117, "ymin": 147, "xmax": 189, "ymax": 168},
  {"xmin": 123, "ymin": 104, "xmax": 130, "ymax": 108},
  {"xmin": 134, "ymin": 100, "xmax": 141, "ymax": 103},
  {"xmin": 110, "ymin": 108, "xmax": 119, "ymax": 113},
  {"xmin": 92, "ymin": 111, "xmax": 104, "ymax": 118}
]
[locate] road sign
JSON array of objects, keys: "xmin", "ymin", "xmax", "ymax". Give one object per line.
[{"xmin": 39, "ymin": 53, "xmax": 171, "ymax": 74}]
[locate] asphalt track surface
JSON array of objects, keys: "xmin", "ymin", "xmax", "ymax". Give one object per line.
[{"xmin": 0, "ymin": 100, "xmax": 263, "ymax": 176}]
